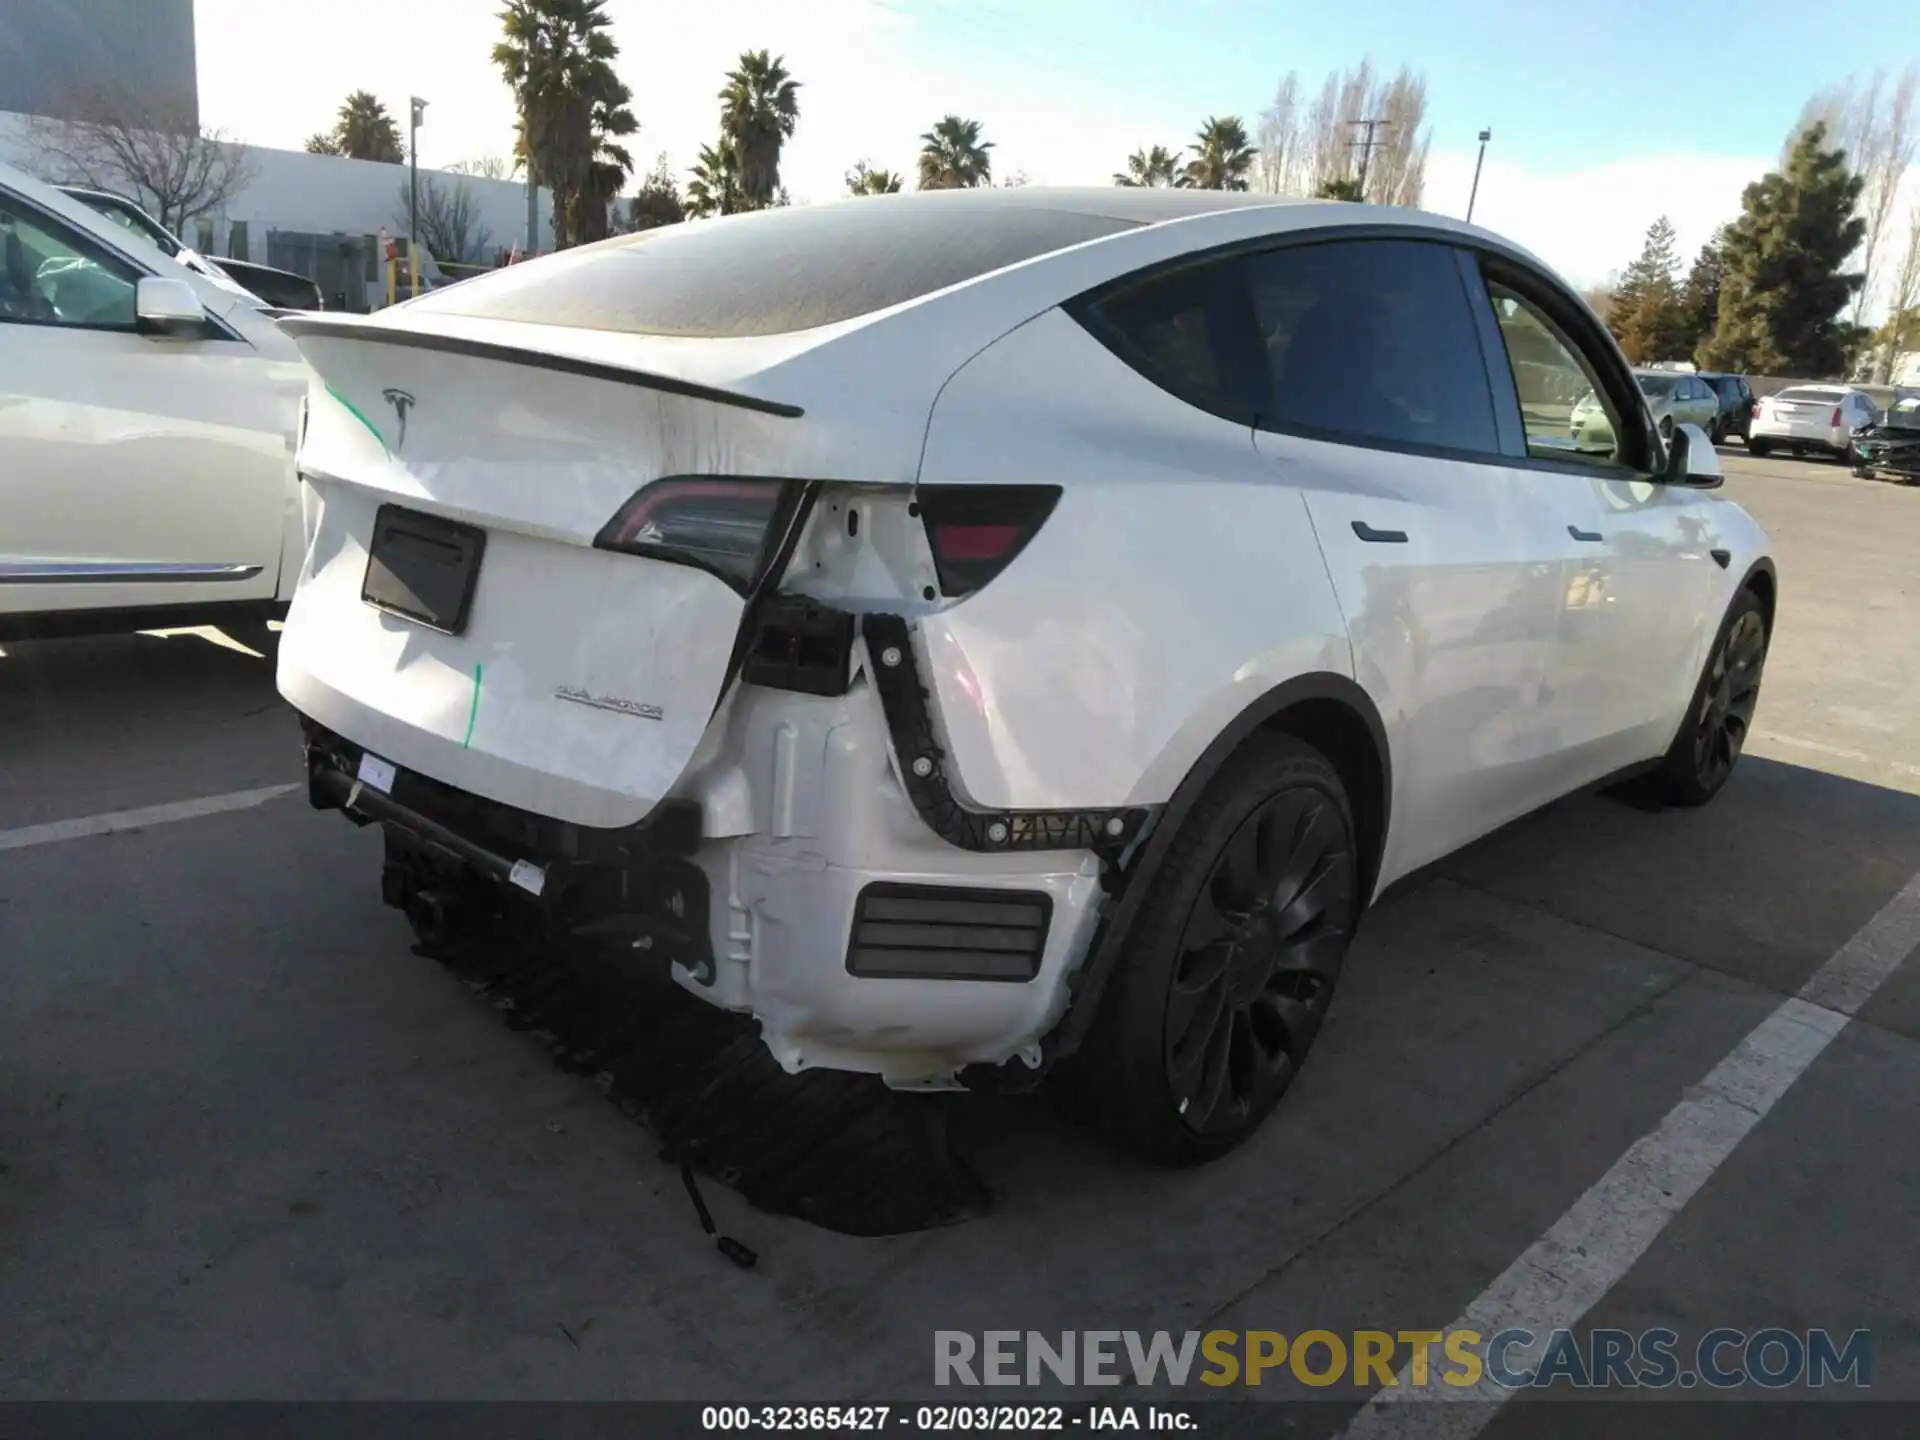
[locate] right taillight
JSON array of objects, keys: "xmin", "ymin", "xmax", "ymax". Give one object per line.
[
  {"xmin": 917, "ymin": 485, "xmax": 1062, "ymax": 597},
  {"xmin": 594, "ymin": 477, "xmax": 798, "ymax": 592}
]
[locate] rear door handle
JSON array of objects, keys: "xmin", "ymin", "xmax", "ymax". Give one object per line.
[
  {"xmin": 1351, "ymin": 521, "xmax": 1408, "ymax": 543},
  {"xmin": 1567, "ymin": 526, "xmax": 1604, "ymax": 542}
]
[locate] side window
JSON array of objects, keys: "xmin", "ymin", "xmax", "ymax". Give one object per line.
[
  {"xmin": 1080, "ymin": 257, "xmax": 1265, "ymax": 424},
  {"xmin": 1242, "ymin": 239, "xmax": 1499, "ymax": 456},
  {"xmin": 1483, "ymin": 282, "xmax": 1625, "ymax": 467},
  {"xmin": 0, "ymin": 194, "xmax": 140, "ymax": 329}
]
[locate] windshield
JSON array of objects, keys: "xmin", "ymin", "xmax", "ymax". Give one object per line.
[{"xmin": 1636, "ymin": 375, "xmax": 1676, "ymax": 397}]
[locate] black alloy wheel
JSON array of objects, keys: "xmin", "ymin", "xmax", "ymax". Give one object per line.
[
  {"xmin": 1164, "ymin": 787, "xmax": 1353, "ymax": 1138},
  {"xmin": 1060, "ymin": 733, "xmax": 1360, "ymax": 1165},
  {"xmin": 1643, "ymin": 588, "xmax": 1769, "ymax": 808},
  {"xmin": 1690, "ymin": 605, "xmax": 1766, "ymax": 793}
]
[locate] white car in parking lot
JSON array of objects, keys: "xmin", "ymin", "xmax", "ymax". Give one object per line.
[
  {"xmin": 0, "ymin": 162, "xmax": 306, "ymax": 645},
  {"xmin": 1748, "ymin": 384, "xmax": 1879, "ymax": 462},
  {"xmin": 278, "ymin": 189, "xmax": 1775, "ymax": 1162}
]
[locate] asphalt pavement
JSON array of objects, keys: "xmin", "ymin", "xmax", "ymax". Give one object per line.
[{"xmin": 2, "ymin": 448, "xmax": 1916, "ymax": 1430}]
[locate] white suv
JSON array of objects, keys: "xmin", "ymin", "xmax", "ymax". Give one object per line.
[
  {"xmin": 277, "ymin": 189, "xmax": 1774, "ymax": 1162},
  {"xmin": 0, "ymin": 161, "xmax": 306, "ymax": 645}
]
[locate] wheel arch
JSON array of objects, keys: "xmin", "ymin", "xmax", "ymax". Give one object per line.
[
  {"xmin": 1740, "ymin": 556, "xmax": 1777, "ymax": 632},
  {"xmin": 1041, "ymin": 670, "xmax": 1391, "ymax": 1068}
]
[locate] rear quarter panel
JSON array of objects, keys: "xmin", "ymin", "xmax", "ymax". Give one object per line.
[{"xmin": 915, "ymin": 307, "xmax": 1352, "ymax": 811}]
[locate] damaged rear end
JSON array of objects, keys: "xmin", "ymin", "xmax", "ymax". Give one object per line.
[{"xmin": 278, "ymin": 306, "xmax": 1129, "ymax": 1083}]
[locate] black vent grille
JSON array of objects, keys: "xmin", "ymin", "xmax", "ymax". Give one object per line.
[{"xmin": 846, "ymin": 883, "xmax": 1052, "ymax": 983}]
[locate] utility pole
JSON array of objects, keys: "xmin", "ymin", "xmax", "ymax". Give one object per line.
[
  {"xmin": 1347, "ymin": 117, "xmax": 1393, "ymax": 202},
  {"xmin": 409, "ymin": 96, "xmax": 428, "ymax": 255},
  {"xmin": 1466, "ymin": 128, "xmax": 1492, "ymax": 223},
  {"xmin": 525, "ymin": 153, "xmax": 537, "ymax": 255}
]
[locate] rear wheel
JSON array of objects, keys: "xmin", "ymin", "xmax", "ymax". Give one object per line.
[
  {"xmin": 1065, "ymin": 734, "xmax": 1359, "ymax": 1165},
  {"xmin": 1659, "ymin": 416, "xmax": 1674, "ymax": 441},
  {"xmin": 1651, "ymin": 588, "xmax": 1769, "ymax": 807}
]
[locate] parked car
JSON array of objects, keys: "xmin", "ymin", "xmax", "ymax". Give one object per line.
[
  {"xmin": 1696, "ymin": 371, "xmax": 1754, "ymax": 443},
  {"xmin": 0, "ymin": 162, "xmax": 306, "ymax": 645},
  {"xmin": 1633, "ymin": 369, "xmax": 1720, "ymax": 438},
  {"xmin": 276, "ymin": 188, "xmax": 1773, "ymax": 1163},
  {"xmin": 1749, "ymin": 384, "xmax": 1880, "ymax": 462},
  {"xmin": 1850, "ymin": 395, "xmax": 1920, "ymax": 482},
  {"xmin": 57, "ymin": 184, "xmax": 325, "ymax": 312}
]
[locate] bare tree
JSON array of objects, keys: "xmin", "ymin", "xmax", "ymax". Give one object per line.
[
  {"xmin": 448, "ymin": 155, "xmax": 517, "ymax": 180},
  {"xmin": 1877, "ymin": 201, "xmax": 1920, "ymax": 382},
  {"xmin": 1795, "ymin": 65, "xmax": 1919, "ymax": 328},
  {"xmin": 24, "ymin": 96, "xmax": 254, "ymax": 235},
  {"xmin": 1261, "ymin": 59, "xmax": 1429, "ymax": 204},
  {"xmin": 1254, "ymin": 73, "xmax": 1307, "ymax": 196},
  {"xmin": 396, "ymin": 174, "xmax": 492, "ymax": 263}
]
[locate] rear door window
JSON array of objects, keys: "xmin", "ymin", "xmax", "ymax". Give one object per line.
[{"xmin": 1240, "ymin": 239, "xmax": 1500, "ymax": 457}]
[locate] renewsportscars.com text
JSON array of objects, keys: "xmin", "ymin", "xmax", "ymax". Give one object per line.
[{"xmin": 934, "ymin": 1328, "xmax": 1872, "ymax": 1390}]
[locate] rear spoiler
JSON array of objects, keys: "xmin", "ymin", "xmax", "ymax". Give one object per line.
[{"xmin": 275, "ymin": 315, "xmax": 804, "ymax": 419}]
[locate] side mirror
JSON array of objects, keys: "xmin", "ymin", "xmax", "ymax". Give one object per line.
[
  {"xmin": 135, "ymin": 275, "xmax": 207, "ymax": 334},
  {"xmin": 1663, "ymin": 421, "xmax": 1722, "ymax": 489}
]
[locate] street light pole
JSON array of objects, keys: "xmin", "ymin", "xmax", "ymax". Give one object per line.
[
  {"xmin": 409, "ymin": 96, "xmax": 428, "ymax": 256},
  {"xmin": 1466, "ymin": 128, "xmax": 1492, "ymax": 223}
]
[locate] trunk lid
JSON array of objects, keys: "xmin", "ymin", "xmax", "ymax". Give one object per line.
[{"xmin": 277, "ymin": 321, "xmax": 813, "ymax": 830}]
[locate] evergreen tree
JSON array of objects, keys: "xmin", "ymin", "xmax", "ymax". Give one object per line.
[
  {"xmin": 1698, "ymin": 122, "xmax": 1867, "ymax": 376},
  {"xmin": 1607, "ymin": 216, "xmax": 1685, "ymax": 363},
  {"xmin": 1676, "ymin": 228, "xmax": 1727, "ymax": 363}
]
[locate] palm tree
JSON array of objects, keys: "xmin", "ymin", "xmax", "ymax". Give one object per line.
[
  {"xmin": 493, "ymin": 0, "xmax": 637, "ymax": 248},
  {"xmin": 318, "ymin": 90, "xmax": 404, "ymax": 162},
  {"xmin": 1184, "ymin": 116, "xmax": 1255, "ymax": 191},
  {"xmin": 719, "ymin": 50, "xmax": 800, "ymax": 210},
  {"xmin": 686, "ymin": 139, "xmax": 742, "ymax": 218},
  {"xmin": 1113, "ymin": 145, "xmax": 1183, "ymax": 188},
  {"xmin": 917, "ymin": 116, "xmax": 993, "ymax": 190},
  {"xmin": 572, "ymin": 90, "xmax": 638, "ymax": 243},
  {"xmin": 845, "ymin": 160, "xmax": 903, "ymax": 196}
]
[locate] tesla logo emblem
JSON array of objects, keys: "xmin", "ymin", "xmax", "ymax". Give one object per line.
[{"xmin": 381, "ymin": 388, "xmax": 415, "ymax": 448}]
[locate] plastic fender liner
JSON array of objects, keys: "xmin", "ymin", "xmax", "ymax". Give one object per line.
[{"xmin": 860, "ymin": 611, "xmax": 1154, "ymax": 854}]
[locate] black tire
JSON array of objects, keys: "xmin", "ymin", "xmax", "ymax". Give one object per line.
[
  {"xmin": 1063, "ymin": 733, "xmax": 1359, "ymax": 1165},
  {"xmin": 1710, "ymin": 421, "xmax": 1725, "ymax": 445},
  {"xmin": 1749, "ymin": 438, "xmax": 1772, "ymax": 457},
  {"xmin": 1651, "ymin": 588, "xmax": 1769, "ymax": 807},
  {"xmin": 1659, "ymin": 416, "xmax": 1674, "ymax": 440}
]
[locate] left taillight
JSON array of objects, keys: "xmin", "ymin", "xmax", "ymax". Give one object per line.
[
  {"xmin": 594, "ymin": 477, "xmax": 797, "ymax": 593},
  {"xmin": 917, "ymin": 484, "xmax": 1062, "ymax": 597}
]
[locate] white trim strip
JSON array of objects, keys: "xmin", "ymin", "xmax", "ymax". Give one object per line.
[
  {"xmin": 0, "ymin": 784, "xmax": 301, "ymax": 854},
  {"xmin": 1340, "ymin": 869, "xmax": 1920, "ymax": 1437}
]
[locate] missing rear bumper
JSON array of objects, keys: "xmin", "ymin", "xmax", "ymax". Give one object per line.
[{"xmin": 302, "ymin": 718, "xmax": 717, "ymax": 980}]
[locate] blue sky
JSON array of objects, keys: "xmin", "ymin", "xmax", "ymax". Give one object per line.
[
  {"xmin": 195, "ymin": 0, "xmax": 1914, "ymax": 293},
  {"xmin": 899, "ymin": 0, "xmax": 1866, "ymax": 169}
]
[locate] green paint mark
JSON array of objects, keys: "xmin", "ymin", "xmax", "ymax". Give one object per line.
[
  {"xmin": 462, "ymin": 663, "xmax": 483, "ymax": 748},
  {"xmin": 325, "ymin": 382, "xmax": 387, "ymax": 451}
]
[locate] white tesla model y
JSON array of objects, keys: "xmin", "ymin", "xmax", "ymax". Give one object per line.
[{"xmin": 277, "ymin": 189, "xmax": 1774, "ymax": 1163}]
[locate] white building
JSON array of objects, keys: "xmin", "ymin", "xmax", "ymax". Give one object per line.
[{"xmin": 1, "ymin": 109, "xmax": 554, "ymax": 310}]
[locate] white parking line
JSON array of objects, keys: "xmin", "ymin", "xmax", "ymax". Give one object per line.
[
  {"xmin": 1340, "ymin": 869, "xmax": 1920, "ymax": 1439},
  {"xmin": 0, "ymin": 784, "xmax": 301, "ymax": 853}
]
